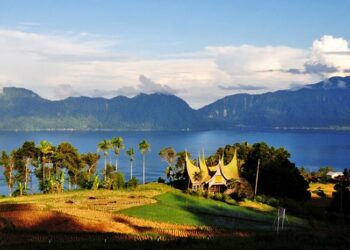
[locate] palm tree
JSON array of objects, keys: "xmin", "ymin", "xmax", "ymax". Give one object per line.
[
  {"xmin": 126, "ymin": 148, "xmax": 135, "ymax": 179},
  {"xmin": 97, "ymin": 139, "xmax": 111, "ymax": 181},
  {"xmin": 138, "ymin": 139, "xmax": 151, "ymax": 184},
  {"xmin": 111, "ymin": 137, "xmax": 125, "ymax": 172},
  {"xmin": 37, "ymin": 140, "xmax": 53, "ymax": 183}
]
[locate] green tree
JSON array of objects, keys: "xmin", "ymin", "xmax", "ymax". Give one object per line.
[
  {"xmin": 0, "ymin": 151, "xmax": 15, "ymax": 196},
  {"xmin": 126, "ymin": 148, "xmax": 135, "ymax": 180},
  {"xmin": 18, "ymin": 141, "xmax": 37, "ymax": 192},
  {"xmin": 56, "ymin": 142, "xmax": 82, "ymax": 190},
  {"xmin": 111, "ymin": 137, "xmax": 125, "ymax": 172},
  {"xmin": 97, "ymin": 139, "xmax": 111, "ymax": 181},
  {"xmin": 36, "ymin": 140, "xmax": 54, "ymax": 184},
  {"xmin": 138, "ymin": 139, "xmax": 151, "ymax": 184},
  {"xmin": 159, "ymin": 147, "xmax": 177, "ymax": 182}
]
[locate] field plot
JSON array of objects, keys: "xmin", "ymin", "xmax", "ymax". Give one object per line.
[{"xmin": 0, "ymin": 183, "xmax": 307, "ymax": 247}]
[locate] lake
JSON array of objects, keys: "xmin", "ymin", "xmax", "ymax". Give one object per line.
[{"xmin": 0, "ymin": 129, "xmax": 349, "ymax": 195}]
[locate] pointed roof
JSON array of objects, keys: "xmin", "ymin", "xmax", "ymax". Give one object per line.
[
  {"xmin": 199, "ymin": 153, "xmax": 211, "ymax": 182},
  {"xmin": 221, "ymin": 148, "xmax": 240, "ymax": 180},
  {"xmin": 185, "ymin": 152, "xmax": 201, "ymax": 184}
]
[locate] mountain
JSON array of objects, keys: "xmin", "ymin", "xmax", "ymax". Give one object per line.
[
  {"xmin": 198, "ymin": 76, "xmax": 350, "ymax": 128},
  {"xmin": 1, "ymin": 76, "xmax": 350, "ymax": 130},
  {"xmin": 0, "ymin": 88, "xmax": 209, "ymax": 130}
]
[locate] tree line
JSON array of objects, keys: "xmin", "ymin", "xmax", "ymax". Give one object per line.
[{"xmin": 0, "ymin": 138, "xmax": 151, "ymax": 196}]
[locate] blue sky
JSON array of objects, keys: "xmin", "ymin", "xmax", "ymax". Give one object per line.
[{"xmin": 1, "ymin": 0, "xmax": 350, "ymax": 107}]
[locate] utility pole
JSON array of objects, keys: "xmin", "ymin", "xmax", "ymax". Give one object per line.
[{"xmin": 254, "ymin": 159, "xmax": 260, "ymax": 197}]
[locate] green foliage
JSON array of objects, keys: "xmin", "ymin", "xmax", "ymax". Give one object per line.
[
  {"xmin": 234, "ymin": 142, "xmax": 310, "ymax": 201},
  {"xmin": 227, "ymin": 178, "xmax": 254, "ymax": 200},
  {"xmin": 157, "ymin": 177, "xmax": 165, "ymax": 183},
  {"xmin": 113, "ymin": 172, "xmax": 125, "ymax": 190},
  {"xmin": 127, "ymin": 176, "xmax": 139, "ymax": 189},
  {"xmin": 91, "ymin": 176, "xmax": 100, "ymax": 190}
]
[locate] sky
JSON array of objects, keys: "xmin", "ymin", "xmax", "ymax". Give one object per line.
[{"xmin": 1, "ymin": 0, "xmax": 350, "ymax": 108}]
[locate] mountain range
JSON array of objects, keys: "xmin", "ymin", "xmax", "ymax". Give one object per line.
[{"xmin": 1, "ymin": 76, "xmax": 350, "ymax": 131}]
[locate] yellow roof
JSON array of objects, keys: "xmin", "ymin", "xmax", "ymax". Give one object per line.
[
  {"xmin": 199, "ymin": 153, "xmax": 211, "ymax": 182},
  {"xmin": 221, "ymin": 148, "xmax": 240, "ymax": 180},
  {"xmin": 185, "ymin": 152, "xmax": 201, "ymax": 184}
]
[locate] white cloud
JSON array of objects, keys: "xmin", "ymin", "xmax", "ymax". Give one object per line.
[{"xmin": 0, "ymin": 28, "xmax": 350, "ymax": 108}]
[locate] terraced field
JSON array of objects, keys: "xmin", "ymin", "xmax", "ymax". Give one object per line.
[{"xmin": 0, "ymin": 183, "xmax": 308, "ymax": 246}]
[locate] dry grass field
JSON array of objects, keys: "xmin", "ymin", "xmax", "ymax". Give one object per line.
[{"xmin": 0, "ymin": 183, "xmax": 309, "ymax": 248}]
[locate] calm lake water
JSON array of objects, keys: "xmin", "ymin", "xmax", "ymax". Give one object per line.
[{"xmin": 0, "ymin": 129, "xmax": 349, "ymax": 195}]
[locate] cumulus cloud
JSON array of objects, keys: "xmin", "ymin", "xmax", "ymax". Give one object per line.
[
  {"xmin": 218, "ymin": 84, "xmax": 267, "ymax": 91},
  {"xmin": 115, "ymin": 74, "xmax": 181, "ymax": 96},
  {"xmin": 1, "ymin": 28, "xmax": 350, "ymax": 108}
]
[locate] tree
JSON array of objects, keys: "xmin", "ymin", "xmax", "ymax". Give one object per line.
[
  {"xmin": 36, "ymin": 140, "xmax": 54, "ymax": 185},
  {"xmin": 80, "ymin": 153, "xmax": 100, "ymax": 188},
  {"xmin": 111, "ymin": 137, "xmax": 125, "ymax": 172},
  {"xmin": 56, "ymin": 142, "xmax": 82, "ymax": 190},
  {"xmin": 18, "ymin": 141, "xmax": 37, "ymax": 192},
  {"xmin": 159, "ymin": 147, "xmax": 177, "ymax": 182},
  {"xmin": 126, "ymin": 148, "xmax": 135, "ymax": 180},
  {"xmin": 0, "ymin": 151, "xmax": 15, "ymax": 196},
  {"xmin": 97, "ymin": 139, "xmax": 111, "ymax": 181},
  {"xmin": 138, "ymin": 139, "xmax": 151, "ymax": 184}
]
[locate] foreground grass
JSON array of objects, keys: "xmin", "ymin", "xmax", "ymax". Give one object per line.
[
  {"xmin": 121, "ymin": 192, "xmax": 306, "ymax": 230},
  {"xmin": 2, "ymin": 230, "xmax": 350, "ymax": 250}
]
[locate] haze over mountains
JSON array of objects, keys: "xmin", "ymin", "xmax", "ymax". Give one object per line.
[{"xmin": 1, "ymin": 76, "xmax": 350, "ymax": 131}]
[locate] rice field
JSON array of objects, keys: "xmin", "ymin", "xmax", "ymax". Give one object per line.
[{"xmin": 0, "ymin": 183, "xmax": 308, "ymax": 248}]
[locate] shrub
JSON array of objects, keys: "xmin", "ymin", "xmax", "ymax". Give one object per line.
[
  {"xmin": 266, "ymin": 197, "xmax": 280, "ymax": 207},
  {"xmin": 214, "ymin": 193, "xmax": 224, "ymax": 201},
  {"xmin": 112, "ymin": 172, "xmax": 125, "ymax": 190},
  {"xmin": 157, "ymin": 177, "xmax": 165, "ymax": 183},
  {"xmin": 225, "ymin": 198, "xmax": 237, "ymax": 205},
  {"xmin": 255, "ymin": 194, "xmax": 280, "ymax": 207},
  {"xmin": 127, "ymin": 176, "xmax": 139, "ymax": 189}
]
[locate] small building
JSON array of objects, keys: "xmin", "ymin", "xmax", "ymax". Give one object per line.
[
  {"xmin": 185, "ymin": 149, "xmax": 240, "ymax": 193},
  {"xmin": 326, "ymin": 171, "xmax": 344, "ymax": 179}
]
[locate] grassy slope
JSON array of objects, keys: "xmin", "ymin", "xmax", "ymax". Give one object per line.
[
  {"xmin": 120, "ymin": 191, "xmax": 307, "ymax": 230},
  {"xmin": 0, "ymin": 183, "xmax": 306, "ymax": 232}
]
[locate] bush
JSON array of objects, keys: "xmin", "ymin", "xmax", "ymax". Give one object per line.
[
  {"xmin": 266, "ymin": 197, "xmax": 280, "ymax": 207},
  {"xmin": 225, "ymin": 198, "xmax": 237, "ymax": 205},
  {"xmin": 255, "ymin": 195, "xmax": 280, "ymax": 207},
  {"xmin": 126, "ymin": 176, "xmax": 139, "ymax": 189},
  {"xmin": 157, "ymin": 177, "xmax": 165, "ymax": 183},
  {"xmin": 213, "ymin": 193, "xmax": 224, "ymax": 201},
  {"xmin": 112, "ymin": 172, "xmax": 125, "ymax": 190}
]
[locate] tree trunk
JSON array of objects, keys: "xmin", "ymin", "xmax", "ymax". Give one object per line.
[
  {"xmin": 24, "ymin": 158, "xmax": 28, "ymax": 191},
  {"xmin": 142, "ymin": 154, "xmax": 145, "ymax": 184},
  {"xmin": 104, "ymin": 156, "xmax": 107, "ymax": 181},
  {"xmin": 115, "ymin": 157, "xmax": 118, "ymax": 173},
  {"xmin": 130, "ymin": 161, "xmax": 133, "ymax": 179}
]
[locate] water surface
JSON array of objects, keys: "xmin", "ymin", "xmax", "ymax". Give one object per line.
[{"xmin": 0, "ymin": 129, "xmax": 349, "ymax": 195}]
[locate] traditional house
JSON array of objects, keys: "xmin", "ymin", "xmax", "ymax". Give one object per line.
[{"xmin": 185, "ymin": 150, "xmax": 240, "ymax": 193}]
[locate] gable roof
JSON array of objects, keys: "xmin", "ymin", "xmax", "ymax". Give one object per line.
[
  {"xmin": 221, "ymin": 148, "xmax": 240, "ymax": 180},
  {"xmin": 185, "ymin": 152, "xmax": 201, "ymax": 184},
  {"xmin": 185, "ymin": 148, "xmax": 240, "ymax": 185}
]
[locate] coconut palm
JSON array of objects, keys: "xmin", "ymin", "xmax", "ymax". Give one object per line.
[
  {"xmin": 126, "ymin": 148, "xmax": 135, "ymax": 179},
  {"xmin": 138, "ymin": 139, "xmax": 151, "ymax": 184},
  {"xmin": 97, "ymin": 139, "xmax": 111, "ymax": 181},
  {"xmin": 37, "ymin": 140, "xmax": 54, "ymax": 183},
  {"xmin": 111, "ymin": 137, "xmax": 125, "ymax": 172}
]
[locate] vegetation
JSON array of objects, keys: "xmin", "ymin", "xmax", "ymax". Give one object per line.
[
  {"xmin": 139, "ymin": 139, "xmax": 151, "ymax": 184},
  {"xmin": 0, "ymin": 137, "xmax": 141, "ymax": 196}
]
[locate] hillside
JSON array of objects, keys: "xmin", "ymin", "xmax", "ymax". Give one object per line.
[
  {"xmin": 198, "ymin": 76, "xmax": 350, "ymax": 128},
  {"xmin": 1, "ymin": 76, "xmax": 350, "ymax": 130},
  {"xmin": 0, "ymin": 89, "xmax": 210, "ymax": 131}
]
